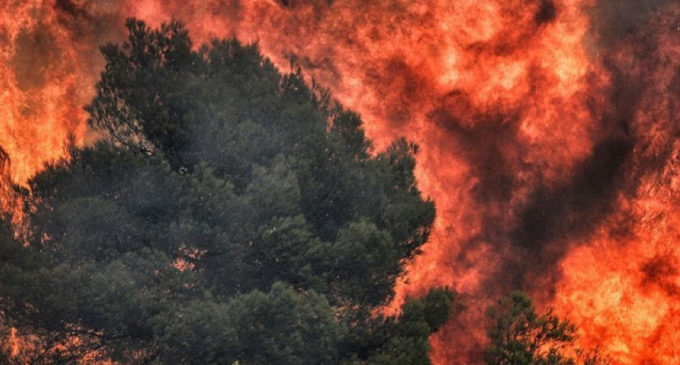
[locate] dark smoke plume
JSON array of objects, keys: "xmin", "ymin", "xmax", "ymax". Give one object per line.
[{"xmin": 588, "ymin": 0, "xmax": 676, "ymax": 46}]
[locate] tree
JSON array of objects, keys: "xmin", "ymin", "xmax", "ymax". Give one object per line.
[
  {"xmin": 0, "ymin": 19, "xmax": 449, "ymax": 365},
  {"xmin": 343, "ymin": 288, "xmax": 456, "ymax": 365},
  {"xmin": 485, "ymin": 292, "xmax": 610, "ymax": 365}
]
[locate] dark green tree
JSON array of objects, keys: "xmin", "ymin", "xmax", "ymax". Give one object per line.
[
  {"xmin": 0, "ymin": 19, "xmax": 450, "ymax": 365},
  {"xmin": 485, "ymin": 292, "xmax": 610, "ymax": 365},
  {"xmin": 343, "ymin": 288, "xmax": 456, "ymax": 365}
]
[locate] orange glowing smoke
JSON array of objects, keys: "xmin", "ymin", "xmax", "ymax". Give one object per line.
[{"xmin": 2, "ymin": 1, "xmax": 680, "ymax": 365}]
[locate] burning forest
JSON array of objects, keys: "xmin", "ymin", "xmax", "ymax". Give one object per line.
[{"xmin": 1, "ymin": 0, "xmax": 679, "ymax": 364}]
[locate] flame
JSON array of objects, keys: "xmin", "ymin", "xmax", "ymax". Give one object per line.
[
  {"xmin": 1, "ymin": 0, "xmax": 679, "ymax": 364},
  {"xmin": 0, "ymin": 1, "xmax": 96, "ymax": 186},
  {"xmin": 10, "ymin": 327, "xmax": 20, "ymax": 357},
  {"xmin": 554, "ymin": 8, "xmax": 680, "ymax": 364}
]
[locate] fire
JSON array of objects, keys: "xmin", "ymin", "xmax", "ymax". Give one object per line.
[
  {"xmin": 1, "ymin": 0, "xmax": 679, "ymax": 364},
  {"xmin": 0, "ymin": 0, "xmax": 100, "ymax": 186},
  {"xmin": 555, "ymin": 8, "xmax": 680, "ymax": 364},
  {"xmin": 10, "ymin": 327, "xmax": 20, "ymax": 357}
]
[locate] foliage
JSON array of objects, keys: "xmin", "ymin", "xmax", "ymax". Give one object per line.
[
  {"xmin": 344, "ymin": 288, "xmax": 456, "ymax": 365},
  {"xmin": 485, "ymin": 292, "xmax": 610, "ymax": 365},
  {"xmin": 0, "ymin": 18, "xmax": 449, "ymax": 365}
]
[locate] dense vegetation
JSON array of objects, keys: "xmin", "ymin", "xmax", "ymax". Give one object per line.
[{"xmin": 0, "ymin": 19, "xmax": 451, "ymax": 365}]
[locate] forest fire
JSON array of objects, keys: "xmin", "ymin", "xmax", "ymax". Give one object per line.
[
  {"xmin": 1, "ymin": 0, "xmax": 679, "ymax": 364},
  {"xmin": 0, "ymin": 0, "xmax": 96, "ymax": 185}
]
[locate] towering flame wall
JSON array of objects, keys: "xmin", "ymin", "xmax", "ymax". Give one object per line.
[{"xmin": 1, "ymin": 0, "xmax": 679, "ymax": 364}]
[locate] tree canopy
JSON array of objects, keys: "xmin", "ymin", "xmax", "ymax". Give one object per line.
[
  {"xmin": 485, "ymin": 292, "xmax": 610, "ymax": 365},
  {"xmin": 0, "ymin": 19, "xmax": 451, "ymax": 365}
]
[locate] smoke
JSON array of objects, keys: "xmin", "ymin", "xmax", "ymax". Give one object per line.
[
  {"xmin": 2, "ymin": 0, "xmax": 680, "ymax": 364},
  {"xmin": 535, "ymin": 0, "xmax": 557, "ymax": 25},
  {"xmin": 10, "ymin": 26, "xmax": 62, "ymax": 91},
  {"xmin": 588, "ymin": 0, "xmax": 676, "ymax": 46}
]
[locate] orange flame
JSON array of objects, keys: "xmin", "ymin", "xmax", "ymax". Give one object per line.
[
  {"xmin": 10, "ymin": 327, "xmax": 20, "ymax": 357},
  {"xmin": 2, "ymin": 1, "xmax": 679, "ymax": 364},
  {"xmin": 555, "ymin": 8, "xmax": 680, "ymax": 363},
  {"xmin": 0, "ymin": 0, "xmax": 102, "ymax": 186}
]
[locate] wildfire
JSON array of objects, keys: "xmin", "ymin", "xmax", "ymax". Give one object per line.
[
  {"xmin": 0, "ymin": 0, "xmax": 100, "ymax": 186},
  {"xmin": 554, "ymin": 8, "xmax": 680, "ymax": 363},
  {"xmin": 1, "ymin": 0, "xmax": 679, "ymax": 364}
]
